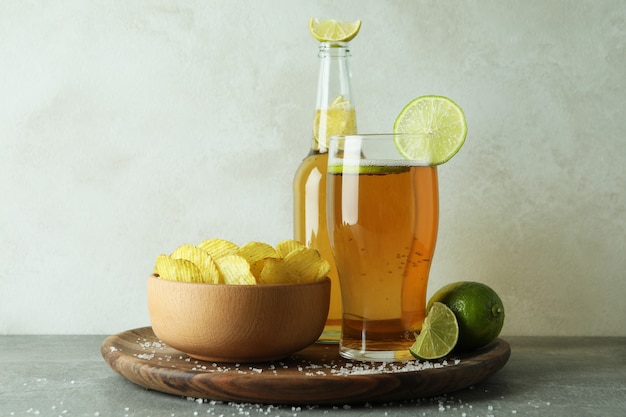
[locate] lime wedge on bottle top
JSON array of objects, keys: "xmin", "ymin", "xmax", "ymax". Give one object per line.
[
  {"xmin": 309, "ymin": 18, "xmax": 362, "ymax": 42},
  {"xmin": 393, "ymin": 95, "xmax": 467, "ymax": 165},
  {"xmin": 409, "ymin": 302, "xmax": 459, "ymax": 360}
]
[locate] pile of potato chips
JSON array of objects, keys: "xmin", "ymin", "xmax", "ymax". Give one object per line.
[{"xmin": 154, "ymin": 238, "xmax": 330, "ymax": 285}]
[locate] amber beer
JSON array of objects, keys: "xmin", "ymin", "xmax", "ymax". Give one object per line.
[
  {"xmin": 294, "ymin": 34, "xmax": 359, "ymax": 343},
  {"xmin": 294, "ymin": 108, "xmax": 357, "ymax": 341},
  {"xmin": 327, "ymin": 135, "xmax": 439, "ymax": 361}
]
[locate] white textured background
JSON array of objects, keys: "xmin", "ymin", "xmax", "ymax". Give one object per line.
[{"xmin": 1, "ymin": 1, "xmax": 624, "ymax": 336}]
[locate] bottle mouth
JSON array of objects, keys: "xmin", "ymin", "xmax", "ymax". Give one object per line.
[
  {"xmin": 319, "ymin": 41, "xmax": 350, "ymax": 49},
  {"xmin": 318, "ymin": 42, "xmax": 351, "ymax": 57}
]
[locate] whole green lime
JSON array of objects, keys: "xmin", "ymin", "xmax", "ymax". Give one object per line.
[{"xmin": 427, "ymin": 281, "xmax": 505, "ymax": 352}]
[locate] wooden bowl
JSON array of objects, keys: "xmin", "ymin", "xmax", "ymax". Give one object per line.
[{"xmin": 147, "ymin": 275, "xmax": 331, "ymax": 363}]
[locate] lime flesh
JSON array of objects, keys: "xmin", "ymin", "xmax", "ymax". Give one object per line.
[
  {"xmin": 308, "ymin": 18, "xmax": 362, "ymax": 42},
  {"xmin": 393, "ymin": 95, "xmax": 467, "ymax": 165},
  {"xmin": 409, "ymin": 302, "xmax": 459, "ymax": 360}
]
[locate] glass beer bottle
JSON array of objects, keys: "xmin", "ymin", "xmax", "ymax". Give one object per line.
[{"xmin": 293, "ymin": 41, "xmax": 357, "ymax": 343}]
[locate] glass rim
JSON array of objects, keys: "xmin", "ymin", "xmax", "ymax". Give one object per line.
[
  {"xmin": 330, "ymin": 133, "xmax": 421, "ymax": 140},
  {"xmin": 327, "ymin": 133, "xmax": 434, "ymax": 167}
]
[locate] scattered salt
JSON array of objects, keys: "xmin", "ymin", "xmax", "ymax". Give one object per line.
[{"xmin": 135, "ymin": 353, "xmax": 155, "ymax": 360}]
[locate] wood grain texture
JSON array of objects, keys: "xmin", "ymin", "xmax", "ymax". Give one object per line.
[
  {"xmin": 147, "ymin": 276, "xmax": 330, "ymax": 362},
  {"xmin": 101, "ymin": 327, "xmax": 510, "ymax": 405}
]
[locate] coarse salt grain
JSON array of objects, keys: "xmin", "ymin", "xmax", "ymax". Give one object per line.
[{"xmin": 135, "ymin": 353, "xmax": 155, "ymax": 360}]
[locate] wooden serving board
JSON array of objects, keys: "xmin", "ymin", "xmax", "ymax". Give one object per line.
[{"xmin": 101, "ymin": 327, "xmax": 510, "ymax": 405}]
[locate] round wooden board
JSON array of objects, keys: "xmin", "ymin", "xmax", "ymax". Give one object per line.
[{"xmin": 101, "ymin": 327, "xmax": 510, "ymax": 405}]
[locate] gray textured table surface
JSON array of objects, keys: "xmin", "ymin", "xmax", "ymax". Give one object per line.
[{"xmin": 0, "ymin": 335, "xmax": 624, "ymax": 417}]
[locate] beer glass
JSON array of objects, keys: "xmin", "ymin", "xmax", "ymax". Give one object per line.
[{"xmin": 327, "ymin": 134, "xmax": 439, "ymax": 361}]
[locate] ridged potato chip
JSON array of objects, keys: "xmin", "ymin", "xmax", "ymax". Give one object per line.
[
  {"xmin": 317, "ymin": 256, "xmax": 331, "ymax": 280},
  {"xmin": 198, "ymin": 238, "xmax": 239, "ymax": 259},
  {"xmin": 154, "ymin": 237, "xmax": 330, "ymax": 285},
  {"xmin": 171, "ymin": 244, "xmax": 220, "ymax": 284},
  {"xmin": 275, "ymin": 239, "xmax": 305, "ymax": 258},
  {"xmin": 215, "ymin": 254, "xmax": 256, "ymax": 285},
  {"xmin": 155, "ymin": 254, "xmax": 202, "ymax": 283},
  {"xmin": 237, "ymin": 241, "xmax": 278, "ymax": 279},
  {"xmin": 283, "ymin": 247, "xmax": 330, "ymax": 283},
  {"xmin": 237, "ymin": 241, "xmax": 277, "ymax": 262},
  {"xmin": 258, "ymin": 258, "xmax": 293, "ymax": 284}
]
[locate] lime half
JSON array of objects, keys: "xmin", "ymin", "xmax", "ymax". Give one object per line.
[
  {"xmin": 308, "ymin": 18, "xmax": 362, "ymax": 42},
  {"xmin": 427, "ymin": 281, "xmax": 505, "ymax": 352},
  {"xmin": 409, "ymin": 302, "xmax": 459, "ymax": 360},
  {"xmin": 393, "ymin": 96, "xmax": 467, "ymax": 165}
]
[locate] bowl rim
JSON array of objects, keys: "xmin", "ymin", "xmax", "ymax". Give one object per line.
[{"xmin": 148, "ymin": 274, "xmax": 330, "ymax": 289}]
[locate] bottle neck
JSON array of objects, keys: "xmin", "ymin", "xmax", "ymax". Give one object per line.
[
  {"xmin": 315, "ymin": 42, "xmax": 354, "ymax": 110},
  {"xmin": 311, "ymin": 42, "xmax": 357, "ymax": 153}
]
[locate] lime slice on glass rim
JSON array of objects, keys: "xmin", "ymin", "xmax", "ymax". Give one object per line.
[
  {"xmin": 409, "ymin": 302, "xmax": 459, "ymax": 360},
  {"xmin": 308, "ymin": 17, "xmax": 362, "ymax": 42},
  {"xmin": 393, "ymin": 95, "xmax": 467, "ymax": 165}
]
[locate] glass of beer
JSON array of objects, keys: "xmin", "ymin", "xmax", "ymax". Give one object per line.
[{"xmin": 326, "ymin": 134, "xmax": 439, "ymax": 361}]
